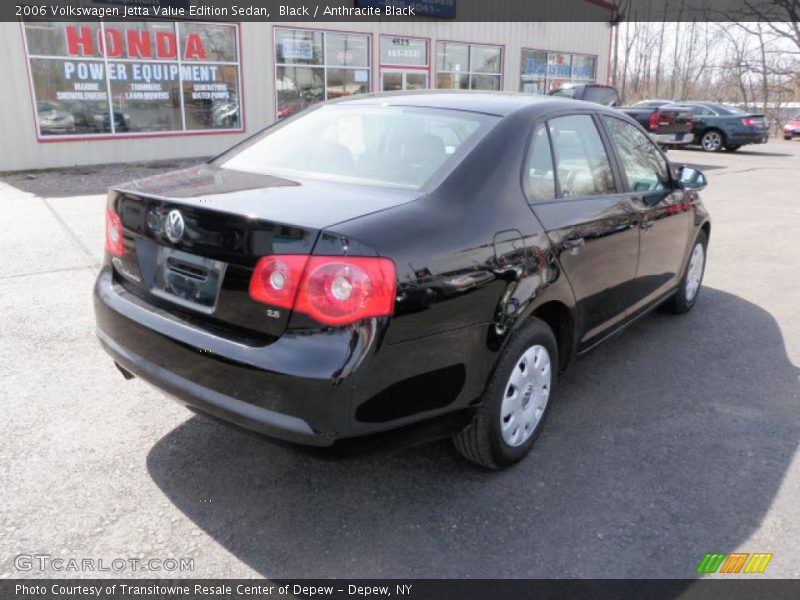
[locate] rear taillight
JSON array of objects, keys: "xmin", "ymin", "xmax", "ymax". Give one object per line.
[
  {"xmin": 649, "ymin": 112, "xmax": 659, "ymax": 131},
  {"xmin": 249, "ymin": 255, "xmax": 309, "ymax": 308},
  {"xmin": 249, "ymin": 255, "xmax": 396, "ymax": 326},
  {"xmin": 104, "ymin": 208, "xmax": 123, "ymax": 256},
  {"xmin": 742, "ymin": 117, "xmax": 756, "ymax": 127}
]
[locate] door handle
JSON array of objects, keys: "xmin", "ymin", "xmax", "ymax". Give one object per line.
[{"xmin": 562, "ymin": 237, "xmax": 585, "ymax": 250}]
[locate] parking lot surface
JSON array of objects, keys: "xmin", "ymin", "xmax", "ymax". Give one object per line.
[{"xmin": 1, "ymin": 141, "xmax": 799, "ymax": 579}]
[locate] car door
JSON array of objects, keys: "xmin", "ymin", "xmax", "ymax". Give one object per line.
[
  {"xmin": 525, "ymin": 113, "xmax": 640, "ymax": 350},
  {"xmin": 600, "ymin": 115, "xmax": 692, "ymax": 315},
  {"xmin": 684, "ymin": 104, "xmax": 716, "ymax": 137}
]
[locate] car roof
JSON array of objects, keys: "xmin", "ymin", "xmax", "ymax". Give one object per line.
[{"xmin": 327, "ymin": 90, "xmax": 603, "ymax": 117}]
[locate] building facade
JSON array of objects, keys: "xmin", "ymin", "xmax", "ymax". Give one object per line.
[{"xmin": 0, "ymin": 19, "xmax": 613, "ymax": 172}]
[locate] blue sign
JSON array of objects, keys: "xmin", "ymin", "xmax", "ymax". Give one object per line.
[{"xmin": 355, "ymin": 0, "xmax": 457, "ymax": 19}]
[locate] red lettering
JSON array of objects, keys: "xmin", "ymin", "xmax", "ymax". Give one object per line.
[
  {"xmin": 103, "ymin": 27, "xmax": 123, "ymax": 58},
  {"xmin": 155, "ymin": 31, "xmax": 177, "ymax": 59},
  {"xmin": 65, "ymin": 25, "xmax": 94, "ymax": 56},
  {"xmin": 183, "ymin": 32, "xmax": 206, "ymax": 60},
  {"xmin": 126, "ymin": 29, "xmax": 152, "ymax": 59}
]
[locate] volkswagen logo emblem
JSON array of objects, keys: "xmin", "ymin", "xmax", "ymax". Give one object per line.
[{"xmin": 164, "ymin": 209, "xmax": 185, "ymax": 243}]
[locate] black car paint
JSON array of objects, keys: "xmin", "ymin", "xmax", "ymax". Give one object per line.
[{"xmin": 94, "ymin": 93, "xmax": 710, "ymax": 447}]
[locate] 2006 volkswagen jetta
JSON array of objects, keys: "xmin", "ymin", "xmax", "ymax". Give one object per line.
[{"xmin": 94, "ymin": 92, "xmax": 710, "ymax": 468}]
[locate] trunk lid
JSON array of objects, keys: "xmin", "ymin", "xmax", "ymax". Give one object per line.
[
  {"xmin": 743, "ymin": 114, "xmax": 768, "ymax": 131},
  {"xmin": 107, "ymin": 164, "xmax": 417, "ymax": 340}
]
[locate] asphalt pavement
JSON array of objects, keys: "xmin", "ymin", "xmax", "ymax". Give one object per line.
[{"xmin": 1, "ymin": 141, "xmax": 799, "ymax": 579}]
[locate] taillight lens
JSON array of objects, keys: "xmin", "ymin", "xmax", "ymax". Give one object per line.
[
  {"xmin": 249, "ymin": 255, "xmax": 396, "ymax": 326},
  {"xmin": 649, "ymin": 112, "xmax": 659, "ymax": 130},
  {"xmin": 104, "ymin": 208, "xmax": 123, "ymax": 256},
  {"xmin": 249, "ymin": 255, "xmax": 309, "ymax": 308},
  {"xmin": 742, "ymin": 117, "xmax": 756, "ymax": 127}
]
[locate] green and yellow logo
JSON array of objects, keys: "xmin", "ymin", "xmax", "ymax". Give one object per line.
[{"xmin": 696, "ymin": 552, "xmax": 773, "ymax": 574}]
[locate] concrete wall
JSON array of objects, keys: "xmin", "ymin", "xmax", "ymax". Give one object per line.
[{"xmin": 0, "ymin": 20, "xmax": 612, "ymax": 172}]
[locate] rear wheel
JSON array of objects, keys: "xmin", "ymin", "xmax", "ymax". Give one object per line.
[
  {"xmin": 664, "ymin": 230, "xmax": 708, "ymax": 314},
  {"xmin": 453, "ymin": 318, "xmax": 558, "ymax": 469},
  {"xmin": 701, "ymin": 130, "xmax": 724, "ymax": 152}
]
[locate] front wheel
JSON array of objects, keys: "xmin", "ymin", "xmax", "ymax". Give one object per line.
[
  {"xmin": 664, "ymin": 230, "xmax": 708, "ymax": 314},
  {"xmin": 453, "ymin": 318, "xmax": 558, "ymax": 469},
  {"xmin": 701, "ymin": 130, "xmax": 724, "ymax": 152},
  {"xmin": 785, "ymin": 136, "xmax": 792, "ymax": 141}
]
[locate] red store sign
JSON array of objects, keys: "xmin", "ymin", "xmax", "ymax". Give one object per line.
[{"xmin": 65, "ymin": 25, "xmax": 207, "ymax": 61}]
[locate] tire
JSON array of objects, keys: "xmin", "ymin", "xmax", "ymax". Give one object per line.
[
  {"xmin": 453, "ymin": 318, "xmax": 558, "ymax": 469},
  {"xmin": 663, "ymin": 230, "xmax": 708, "ymax": 314},
  {"xmin": 700, "ymin": 130, "xmax": 725, "ymax": 152},
  {"xmin": 785, "ymin": 136, "xmax": 792, "ymax": 141},
  {"xmin": 725, "ymin": 145, "xmax": 740, "ymax": 152}
]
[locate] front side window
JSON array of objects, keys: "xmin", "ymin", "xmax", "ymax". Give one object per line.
[
  {"xmin": 436, "ymin": 42, "xmax": 501, "ymax": 91},
  {"xmin": 547, "ymin": 115, "xmax": 615, "ymax": 198},
  {"xmin": 602, "ymin": 116, "xmax": 669, "ymax": 192},
  {"xmin": 275, "ymin": 29, "xmax": 371, "ymax": 119},
  {"xmin": 524, "ymin": 123, "xmax": 556, "ymax": 201},
  {"xmin": 218, "ymin": 105, "xmax": 498, "ymax": 191}
]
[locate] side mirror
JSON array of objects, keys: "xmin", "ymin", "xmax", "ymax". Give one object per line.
[{"xmin": 677, "ymin": 166, "xmax": 707, "ymax": 191}]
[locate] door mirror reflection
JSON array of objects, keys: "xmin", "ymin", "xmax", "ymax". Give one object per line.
[{"xmin": 677, "ymin": 166, "xmax": 708, "ymax": 191}]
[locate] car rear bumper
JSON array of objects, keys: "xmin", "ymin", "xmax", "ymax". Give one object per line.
[
  {"xmin": 728, "ymin": 130, "xmax": 769, "ymax": 144},
  {"xmin": 94, "ymin": 267, "xmax": 486, "ymax": 446}
]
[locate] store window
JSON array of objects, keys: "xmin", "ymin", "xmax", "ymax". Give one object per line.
[
  {"xmin": 275, "ymin": 28, "xmax": 371, "ymax": 120},
  {"xmin": 379, "ymin": 35, "xmax": 430, "ymax": 92},
  {"xmin": 436, "ymin": 42, "xmax": 502, "ymax": 91},
  {"xmin": 520, "ymin": 49, "xmax": 596, "ymax": 94},
  {"xmin": 24, "ymin": 22, "xmax": 242, "ymax": 138}
]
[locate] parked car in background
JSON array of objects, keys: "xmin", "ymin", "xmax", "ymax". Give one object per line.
[
  {"xmin": 94, "ymin": 92, "xmax": 711, "ymax": 469},
  {"xmin": 67, "ymin": 103, "xmax": 131, "ymax": 133},
  {"xmin": 676, "ymin": 102, "xmax": 769, "ymax": 152},
  {"xmin": 783, "ymin": 114, "xmax": 800, "ymax": 140},
  {"xmin": 549, "ymin": 86, "xmax": 693, "ymax": 150},
  {"xmin": 36, "ymin": 101, "xmax": 75, "ymax": 135},
  {"xmin": 548, "ymin": 83, "xmax": 620, "ymax": 106}
]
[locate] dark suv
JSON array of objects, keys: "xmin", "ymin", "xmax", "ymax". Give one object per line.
[{"xmin": 95, "ymin": 93, "xmax": 710, "ymax": 468}]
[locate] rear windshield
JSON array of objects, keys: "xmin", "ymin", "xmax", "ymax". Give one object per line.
[
  {"xmin": 550, "ymin": 87, "xmax": 577, "ymax": 98},
  {"xmin": 216, "ymin": 105, "xmax": 498, "ymax": 190}
]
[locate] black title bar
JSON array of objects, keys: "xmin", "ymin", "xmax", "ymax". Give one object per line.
[{"xmin": 5, "ymin": 0, "xmax": 798, "ymax": 22}]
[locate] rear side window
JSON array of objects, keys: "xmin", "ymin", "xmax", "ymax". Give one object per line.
[
  {"xmin": 524, "ymin": 123, "xmax": 556, "ymax": 201},
  {"xmin": 547, "ymin": 115, "xmax": 615, "ymax": 198},
  {"xmin": 602, "ymin": 116, "xmax": 669, "ymax": 192}
]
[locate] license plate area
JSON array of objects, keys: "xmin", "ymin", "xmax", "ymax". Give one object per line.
[{"xmin": 151, "ymin": 247, "xmax": 226, "ymax": 314}]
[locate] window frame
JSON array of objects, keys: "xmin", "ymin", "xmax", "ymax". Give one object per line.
[
  {"xmin": 21, "ymin": 20, "xmax": 245, "ymax": 143},
  {"xmin": 273, "ymin": 26, "xmax": 373, "ymax": 120},
  {"xmin": 434, "ymin": 39, "xmax": 504, "ymax": 91},
  {"xmin": 521, "ymin": 110, "xmax": 623, "ymax": 205}
]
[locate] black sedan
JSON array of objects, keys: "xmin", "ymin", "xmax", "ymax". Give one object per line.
[
  {"xmin": 94, "ymin": 92, "xmax": 710, "ymax": 468},
  {"xmin": 677, "ymin": 102, "xmax": 769, "ymax": 152}
]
